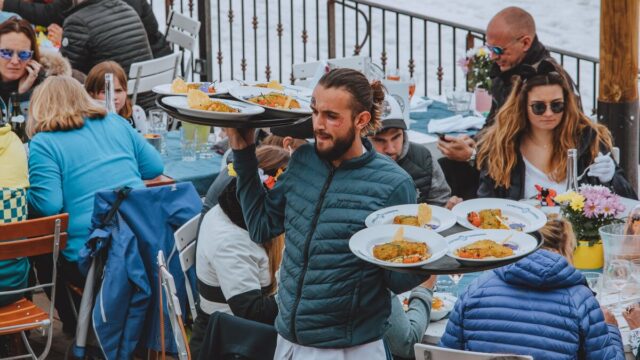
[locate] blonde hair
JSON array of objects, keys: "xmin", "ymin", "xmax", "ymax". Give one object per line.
[
  {"xmin": 27, "ymin": 76, "xmax": 107, "ymax": 138},
  {"xmin": 476, "ymin": 65, "xmax": 613, "ymax": 189},
  {"xmin": 539, "ymin": 218, "xmax": 577, "ymax": 265}
]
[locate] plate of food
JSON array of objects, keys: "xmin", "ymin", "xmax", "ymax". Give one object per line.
[
  {"xmin": 349, "ymin": 225, "xmax": 448, "ymax": 268},
  {"xmin": 229, "ymin": 86, "xmax": 312, "ymax": 118},
  {"xmin": 397, "ymin": 291, "xmax": 456, "ymax": 321},
  {"xmin": 152, "ymin": 78, "xmax": 231, "ymax": 96},
  {"xmin": 364, "ymin": 203, "xmax": 456, "ymax": 233},
  {"xmin": 161, "ymin": 90, "xmax": 264, "ymax": 120},
  {"xmin": 451, "ymin": 198, "xmax": 546, "ymax": 233},
  {"xmin": 445, "ymin": 229, "xmax": 538, "ymax": 265}
]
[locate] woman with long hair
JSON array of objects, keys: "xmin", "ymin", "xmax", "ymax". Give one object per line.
[
  {"xmin": 476, "ymin": 59, "xmax": 636, "ymax": 199},
  {"xmin": 440, "ymin": 218, "xmax": 625, "ymax": 359},
  {"xmin": 190, "ymin": 145, "xmax": 289, "ymax": 358},
  {"xmin": 27, "ymin": 76, "xmax": 163, "ymax": 333},
  {"xmin": 85, "ymin": 61, "xmax": 147, "ymax": 131}
]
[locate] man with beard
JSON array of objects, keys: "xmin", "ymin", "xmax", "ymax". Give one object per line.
[{"xmin": 226, "ymin": 68, "xmax": 429, "ymax": 359}]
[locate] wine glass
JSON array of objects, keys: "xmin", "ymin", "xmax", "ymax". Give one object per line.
[
  {"xmin": 449, "ymin": 273, "xmax": 464, "ymax": 296},
  {"xmin": 583, "ymin": 271, "xmax": 602, "ymax": 301},
  {"xmin": 604, "ymin": 259, "xmax": 630, "ymax": 312}
]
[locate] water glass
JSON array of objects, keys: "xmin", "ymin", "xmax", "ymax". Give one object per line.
[
  {"xmin": 445, "ymin": 87, "xmax": 472, "ymax": 113},
  {"xmin": 180, "ymin": 127, "xmax": 197, "ymax": 161},
  {"xmin": 148, "ymin": 110, "xmax": 168, "ymax": 155},
  {"xmin": 604, "ymin": 259, "xmax": 630, "ymax": 311},
  {"xmin": 435, "ymin": 276, "xmax": 455, "ymax": 296},
  {"xmin": 448, "ymin": 273, "xmax": 464, "ymax": 296}
]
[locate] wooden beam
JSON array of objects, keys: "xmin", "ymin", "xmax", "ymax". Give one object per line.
[{"xmin": 598, "ymin": 0, "xmax": 639, "ymax": 190}]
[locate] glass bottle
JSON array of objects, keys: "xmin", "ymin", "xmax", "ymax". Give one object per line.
[
  {"xmin": 566, "ymin": 148, "xmax": 579, "ymax": 192},
  {"xmin": 9, "ymin": 91, "xmax": 27, "ymax": 143},
  {"xmin": 105, "ymin": 73, "xmax": 116, "ymax": 113}
]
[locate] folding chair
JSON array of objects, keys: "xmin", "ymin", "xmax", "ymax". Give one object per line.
[
  {"xmin": 128, "ymin": 52, "xmax": 181, "ymax": 107},
  {"xmin": 173, "ymin": 213, "xmax": 201, "ymax": 321},
  {"xmin": 414, "ymin": 344, "xmax": 533, "ymax": 360},
  {"xmin": 0, "ymin": 214, "xmax": 68, "ymax": 360},
  {"xmin": 165, "ymin": 10, "xmax": 201, "ymax": 81},
  {"xmin": 158, "ymin": 250, "xmax": 190, "ymax": 360},
  {"xmin": 292, "ymin": 55, "xmax": 371, "ymax": 87}
]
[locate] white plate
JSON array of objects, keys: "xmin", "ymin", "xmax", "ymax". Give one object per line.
[
  {"xmin": 224, "ymin": 80, "xmax": 313, "ymax": 97},
  {"xmin": 229, "ymin": 86, "xmax": 312, "ymax": 116},
  {"xmin": 451, "ymin": 198, "xmax": 546, "ymax": 233},
  {"xmin": 152, "ymin": 82, "xmax": 231, "ymax": 96},
  {"xmin": 397, "ymin": 291, "xmax": 455, "ymax": 321},
  {"xmin": 349, "ymin": 224, "xmax": 448, "ymax": 268},
  {"xmin": 445, "ymin": 229, "xmax": 538, "ymax": 265},
  {"xmin": 160, "ymin": 96, "xmax": 264, "ymax": 120},
  {"xmin": 364, "ymin": 204, "xmax": 457, "ymax": 233}
]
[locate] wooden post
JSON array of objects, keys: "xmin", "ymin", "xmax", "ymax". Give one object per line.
[
  {"xmin": 598, "ymin": 0, "xmax": 639, "ymax": 190},
  {"xmin": 327, "ymin": 0, "xmax": 336, "ymax": 59}
]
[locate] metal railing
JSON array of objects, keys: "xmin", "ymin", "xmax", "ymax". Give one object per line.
[{"xmin": 152, "ymin": 0, "xmax": 601, "ymax": 113}]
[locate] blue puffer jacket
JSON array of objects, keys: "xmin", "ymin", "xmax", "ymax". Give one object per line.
[
  {"xmin": 439, "ymin": 250, "xmax": 625, "ymax": 360},
  {"xmin": 233, "ymin": 140, "xmax": 425, "ymax": 348}
]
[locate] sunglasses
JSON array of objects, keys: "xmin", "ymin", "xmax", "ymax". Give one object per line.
[
  {"xmin": 486, "ymin": 36, "xmax": 525, "ymax": 56},
  {"xmin": 530, "ymin": 101, "xmax": 565, "ymax": 115},
  {"xmin": 0, "ymin": 48, "xmax": 34, "ymax": 62}
]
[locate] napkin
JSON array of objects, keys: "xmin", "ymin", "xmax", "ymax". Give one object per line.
[
  {"xmin": 410, "ymin": 97, "xmax": 433, "ymax": 111},
  {"xmin": 427, "ymin": 115, "xmax": 486, "ymax": 133}
]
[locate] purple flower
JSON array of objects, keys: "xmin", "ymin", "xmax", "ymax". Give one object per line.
[{"xmin": 583, "ymin": 199, "xmax": 598, "ymax": 218}]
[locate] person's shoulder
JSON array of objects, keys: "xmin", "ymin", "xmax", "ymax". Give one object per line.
[{"xmin": 371, "ymin": 151, "xmax": 413, "ymax": 183}]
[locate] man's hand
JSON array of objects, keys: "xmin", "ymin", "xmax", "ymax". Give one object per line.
[
  {"xmin": 601, "ymin": 306, "xmax": 619, "ymax": 327},
  {"xmin": 0, "ymin": 0, "xmax": 4, "ymax": 11},
  {"xmin": 420, "ymin": 275, "xmax": 437, "ymax": 290},
  {"xmin": 445, "ymin": 196, "xmax": 463, "ymax": 210},
  {"xmin": 225, "ymin": 127, "xmax": 256, "ymax": 150},
  {"xmin": 437, "ymin": 134, "xmax": 476, "ymax": 162}
]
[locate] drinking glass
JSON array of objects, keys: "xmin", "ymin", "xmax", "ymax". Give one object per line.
[
  {"xmin": 448, "ymin": 273, "xmax": 464, "ymax": 296},
  {"xmin": 583, "ymin": 271, "xmax": 602, "ymax": 301},
  {"xmin": 435, "ymin": 276, "xmax": 455, "ymax": 296},
  {"xmin": 604, "ymin": 259, "xmax": 630, "ymax": 311},
  {"xmin": 147, "ymin": 110, "xmax": 168, "ymax": 155},
  {"xmin": 180, "ymin": 126, "xmax": 197, "ymax": 161},
  {"xmin": 198, "ymin": 130, "xmax": 217, "ymax": 159},
  {"xmin": 408, "ymin": 75, "xmax": 417, "ymax": 100},
  {"xmin": 386, "ymin": 68, "xmax": 401, "ymax": 81}
]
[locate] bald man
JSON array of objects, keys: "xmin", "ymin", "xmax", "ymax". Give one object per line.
[{"xmin": 437, "ymin": 6, "xmax": 579, "ymax": 200}]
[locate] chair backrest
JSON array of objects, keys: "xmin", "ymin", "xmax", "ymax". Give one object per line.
[
  {"xmin": 0, "ymin": 214, "xmax": 69, "ymax": 260},
  {"xmin": 158, "ymin": 250, "xmax": 191, "ymax": 360},
  {"xmin": 292, "ymin": 55, "xmax": 370, "ymax": 87},
  {"xmin": 128, "ymin": 53, "xmax": 181, "ymax": 105},
  {"xmin": 414, "ymin": 344, "xmax": 534, "ymax": 360},
  {"xmin": 174, "ymin": 213, "xmax": 200, "ymax": 321},
  {"xmin": 165, "ymin": 11, "xmax": 201, "ymax": 81}
]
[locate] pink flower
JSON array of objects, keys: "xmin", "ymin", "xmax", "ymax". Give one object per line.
[
  {"xmin": 583, "ymin": 199, "xmax": 598, "ymax": 218},
  {"xmin": 457, "ymin": 58, "xmax": 470, "ymax": 74}
]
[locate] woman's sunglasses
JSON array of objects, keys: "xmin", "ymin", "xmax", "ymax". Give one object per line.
[
  {"xmin": 530, "ymin": 101, "xmax": 565, "ymax": 116},
  {"xmin": 0, "ymin": 48, "xmax": 34, "ymax": 62}
]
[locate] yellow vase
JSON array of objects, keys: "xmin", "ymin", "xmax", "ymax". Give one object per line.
[{"xmin": 573, "ymin": 240, "xmax": 604, "ymax": 270}]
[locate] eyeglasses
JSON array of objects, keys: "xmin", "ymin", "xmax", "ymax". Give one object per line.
[
  {"xmin": 530, "ymin": 101, "xmax": 565, "ymax": 116},
  {"xmin": 486, "ymin": 36, "xmax": 525, "ymax": 56},
  {"xmin": 0, "ymin": 48, "xmax": 34, "ymax": 62}
]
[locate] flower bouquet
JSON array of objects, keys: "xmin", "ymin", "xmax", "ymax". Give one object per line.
[
  {"xmin": 554, "ymin": 185, "xmax": 625, "ymax": 269},
  {"xmin": 458, "ymin": 45, "xmax": 492, "ymax": 92},
  {"xmin": 554, "ymin": 185, "xmax": 625, "ymax": 246}
]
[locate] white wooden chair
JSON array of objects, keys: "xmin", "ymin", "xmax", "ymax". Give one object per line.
[
  {"xmin": 128, "ymin": 52, "xmax": 181, "ymax": 107},
  {"xmin": 165, "ymin": 11, "xmax": 201, "ymax": 81},
  {"xmin": 292, "ymin": 55, "xmax": 371, "ymax": 87},
  {"xmin": 173, "ymin": 213, "xmax": 201, "ymax": 321},
  {"xmin": 414, "ymin": 344, "xmax": 533, "ymax": 360},
  {"xmin": 158, "ymin": 250, "xmax": 191, "ymax": 360}
]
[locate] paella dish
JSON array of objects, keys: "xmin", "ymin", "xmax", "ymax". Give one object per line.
[
  {"xmin": 372, "ymin": 227, "xmax": 431, "ymax": 264},
  {"xmin": 393, "ymin": 203, "xmax": 433, "ymax": 228},
  {"xmin": 466, "ymin": 209, "xmax": 510, "ymax": 230},
  {"xmin": 454, "ymin": 239, "xmax": 514, "ymax": 259},
  {"xmin": 248, "ymin": 92, "xmax": 301, "ymax": 110},
  {"xmin": 187, "ymin": 90, "xmax": 239, "ymax": 113},
  {"xmin": 171, "ymin": 78, "xmax": 216, "ymax": 94}
]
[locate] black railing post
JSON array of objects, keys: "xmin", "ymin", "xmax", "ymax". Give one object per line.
[
  {"xmin": 327, "ymin": 0, "xmax": 336, "ymax": 59},
  {"xmin": 198, "ymin": 0, "xmax": 211, "ymax": 81}
]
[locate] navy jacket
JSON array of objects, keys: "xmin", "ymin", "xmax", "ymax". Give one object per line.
[
  {"xmin": 440, "ymin": 250, "xmax": 625, "ymax": 360},
  {"xmin": 233, "ymin": 140, "xmax": 425, "ymax": 348}
]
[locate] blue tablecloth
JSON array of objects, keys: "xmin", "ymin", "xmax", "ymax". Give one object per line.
[
  {"xmin": 162, "ymin": 131, "xmax": 222, "ymax": 195},
  {"xmin": 409, "ymin": 98, "xmax": 479, "ymax": 137}
]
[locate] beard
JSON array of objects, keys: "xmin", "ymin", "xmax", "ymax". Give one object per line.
[{"xmin": 314, "ymin": 124, "xmax": 357, "ymax": 162}]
